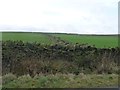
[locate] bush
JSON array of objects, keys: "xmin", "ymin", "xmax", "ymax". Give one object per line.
[{"xmin": 2, "ymin": 41, "xmax": 119, "ymax": 76}]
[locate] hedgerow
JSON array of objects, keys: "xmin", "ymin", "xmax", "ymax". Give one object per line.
[{"xmin": 2, "ymin": 41, "xmax": 119, "ymax": 76}]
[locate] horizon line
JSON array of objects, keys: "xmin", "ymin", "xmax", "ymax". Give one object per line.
[{"xmin": 1, "ymin": 31, "xmax": 118, "ymax": 35}]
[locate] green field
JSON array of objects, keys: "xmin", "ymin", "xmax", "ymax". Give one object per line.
[
  {"xmin": 2, "ymin": 32, "xmax": 118, "ymax": 48},
  {"xmin": 2, "ymin": 32, "xmax": 53, "ymax": 44},
  {"xmin": 52, "ymin": 34, "xmax": 118, "ymax": 48}
]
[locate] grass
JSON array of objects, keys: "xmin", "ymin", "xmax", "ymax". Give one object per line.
[
  {"xmin": 2, "ymin": 32, "xmax": 118, "ymax": 48},
  {"xmin": 52, "ymin": 34, "xmax": 118, "ymax": 48},
  {"xmin": 2, "ymin": 73, "xmax": 118, "ymax": 88},
  {"xmin": 2, "ymin": 32, "xmax": 53, "ymax": 44}
]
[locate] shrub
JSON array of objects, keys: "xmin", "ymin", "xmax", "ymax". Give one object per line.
[{"xmin": 2, "ymin": 41, "xmax": 119, "ymax": 76}]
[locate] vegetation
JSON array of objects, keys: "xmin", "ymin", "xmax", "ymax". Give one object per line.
[
  {"xmin": 52, "ymin": 34, "xmax": 118, "ymax": 48},
  {"xmin": 2, "ymin": 32, "xmax": 118, "ymax": 48},
  {"xmin": 2, "ymin": 41, "xmax": 119, "ymax": 76},
  {"xmin": 2, "ymin": 73, "xmax": 118, "ymax": 88},
  {"xmin": 2, "ymin": 32, "xmax": 119, "ymax": 88},
  {"xmin": 2, "ymin": 32, "xmax": 54, "ymax": 44}
]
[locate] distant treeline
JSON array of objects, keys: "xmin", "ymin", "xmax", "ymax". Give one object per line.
[{"xmin": 2, "ymin": 41, "xmax": 120, "ymax": 77}]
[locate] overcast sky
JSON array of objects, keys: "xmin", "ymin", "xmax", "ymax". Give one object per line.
[{"xmin": 0, "ymin": 0, "xmax": 119, "ymax": 34}]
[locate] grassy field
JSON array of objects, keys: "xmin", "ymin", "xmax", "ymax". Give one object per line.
[
  {"xmin": 52, "ymin": 34, "xmax": 118, "ymax": 48},
  {"xmin": 3, "ymin": 73, "xmax": 118, "ymax": 88},
  {"xmin": 2, "ymin": 32, "xmax": 118, "ymax": 48},
  {"xmin": 2, "ymin": 32, "xmax": 54, "ymax": 44}
]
